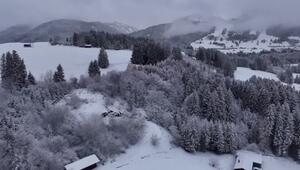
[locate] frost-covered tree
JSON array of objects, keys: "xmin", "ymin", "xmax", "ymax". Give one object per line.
[
  {"xmin": 88, "ymin": 60, "xmax": 100, "ymax": 78},
  {"xmin": 131, "ymin": 40, "xmax": 168, "ymax": 65},
  {"xmin": 293, "ymin": 111, "xmax": 300, "ymax": 160},
  {"xmin": 273, "ymin": 103, "xmax": 294, "ymax": 156},
  {"xmin": 182, "ymin": 91, "xmax": 201, "ymax": 116},
  {"xmin": 1, "ymin": 51, "xmax": 27, "ymax": 89},
  {"xmin": 98, "ymin": 48, "xmax": 109, "ymax": 69},
  {"xmin": 259, "ymin": 104, "xmax": 276, "ymax": 149},
  {"xmin": 27, "ymin": 72, "xmax": 36, "ymax": 85},
  {"xmin": 212, "ymin": 122, "xmax": 225, "ymax": 153},
  {"xmin": 171, "ymin": 47, "xmax": 183, "ymax": 60},
  {"xmin": 53, "ymin": 64, "xmax": 65, "ymax": 82}
]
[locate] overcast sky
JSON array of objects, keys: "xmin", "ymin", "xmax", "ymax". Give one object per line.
[{"xmin": 0, "ymin": 0, "xmax": 300, "ymax": 31}]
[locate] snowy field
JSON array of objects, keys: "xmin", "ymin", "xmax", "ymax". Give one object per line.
[
  {"xmin": 234, "ymin": 67, "xmax": 279, "ymax": 81},
  {"xmin": 0, "ymin": 42, "xmax": 132, "ymax": 80},
  {"xmin": 234, "ymin": 67, "xmax": 300, "ymax": 91}
]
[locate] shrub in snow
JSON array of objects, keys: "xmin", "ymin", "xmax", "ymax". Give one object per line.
[
  {"xmin": 66, "ymin": 93, "xmax": 87, "ymax": 109},
  {"xmin": 74, "ymin": 114, "xmax": 145, "ymax": 162},
  {"xmin": 151, "ymin": 135, "xmax": 160, "ymax": 147},
  {"xmin": 41, "ymin": 106, "xmax": 71, "ymax": 135},
  {"xmin": 244, "ymin": 143, "xmax": 261, "ymax": 154},
  {"xmin": 209, "ymin": 159, "xmax": 219, "ymax": 169}
]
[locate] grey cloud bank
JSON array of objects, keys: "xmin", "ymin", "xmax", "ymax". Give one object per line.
[{"xmin": 0, "ymin": 0, "xmax": 300, "ymax": 31}]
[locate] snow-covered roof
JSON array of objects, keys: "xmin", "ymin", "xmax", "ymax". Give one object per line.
[
  {"xmin": 64, "ymin": 154, "xmax": 100, "ymax": 170},
  {"xmin": 234, "ymin": 151, "xmax": 262, "ymax": 170}
]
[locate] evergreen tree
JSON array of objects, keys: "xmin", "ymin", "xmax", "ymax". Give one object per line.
[
  {"xmin": 131, "ymin": 40, "xmax": 167, "ymax": 65},
  {"xmin": 15, "ymin": 58, "xmax": 27, "ymax": 89},
  {"xmin": 27, "ymin": 72, "xmax": 36, "ymax": 85},
  {"xmin": 273, "ymin": 103, "xmax": 294, "ymax": 156},
  {"xmin": 293, "ymin": 112, "xmax": 300, "ymax": 160},
  {"xmin": 98, "ymin": 48, "xmax": 109, "ymax": 68},
  {"xmin": 1, "ymin": 53, "xmax": 6, "ymax": 82},
  {"xmin": 196, "ymin": 48, "xmax": 206, "ymax": 61},
  {"xmin": 172, "ymin": 47, "xmax": 183, "ymax": 60},
  {"xmin": 53, "ymin": 64, "xmax": 65, "ymax": 82},
  {"xmin": 88, "ymin": 60, "xmax": 100, "ymax": 78},
  {"xmin": 210, "ymin": 122, "xmax": 225, "ymax": 153},
  {"xmin": 294, "ymin": 75, "xmax": 300, "ymax": 84},
  {"xmin": 216, "ymin": 123, "xmax": 225, "ymax": 153},
  {"xmin": 1, "ymin": 51, "xmax": 27, "ymax": 89},
  {"xmin": 131, "ymin": 42, "xmax": 146, "ymax": 65},
  {"xmin": 214, "ymin": 86, "xmax": 227, "ymax": 120},
  {"xmin": 182, "ymin": 91, "xmax": 201, "ymax": 116},
  {"xmin": 73, "ymin": 33, "xmax": 79, "ymax": 46},
  {"xmin": 259, "ymin": 104, "xmax": 276, "ymax": 149}
]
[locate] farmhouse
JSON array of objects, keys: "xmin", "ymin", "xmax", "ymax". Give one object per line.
[
  {"xmin": 234, "ymin": 151, "xmax": 263, "ymax": 170},
  {"xmin": 64, "ymin": 154, "xmax": 100, "ymax": 170},
  {"xmin": 81, "ymin": 44, "xmax": 93, "ymax": 48}
]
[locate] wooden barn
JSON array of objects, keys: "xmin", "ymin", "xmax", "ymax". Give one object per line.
[
  {"xmin": 64, "ymin": 154, "xmax": 100, "ymax": 170},
  {"xmin": 23, "ymin": 43, "xmax": 32, "ymax": 48},
  {"xmin": 234, "ymin": 151, "xmax": 263, "ymax": 170}
]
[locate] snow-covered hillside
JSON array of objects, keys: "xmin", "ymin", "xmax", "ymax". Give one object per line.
[
  {"xmin": 57, "ymin": 88, "xmax": 300, "ymax": 170},
  {"xmin": 98, "ymin": 118, "xmax": 300, "ymax": 170},
  {"xmin": 191, "ymin": 28, "xmax": 300, "ymax": 54},
  {"xmin": 0, "ymin": 42, "xmax": 132, "ymax": 80},
  {"xmin": 99, "ymin": 121, "xmax": 234, "ymax": 170}
]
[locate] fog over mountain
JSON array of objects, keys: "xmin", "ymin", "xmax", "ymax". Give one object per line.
[{"xmin": 1, "ymin": 0, "xmax": 300, "ymax": 32}]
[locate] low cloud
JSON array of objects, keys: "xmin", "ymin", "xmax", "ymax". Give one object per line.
[{"xmin": 0, "ymin": 0, "xmax": 300, "ymax": 32}]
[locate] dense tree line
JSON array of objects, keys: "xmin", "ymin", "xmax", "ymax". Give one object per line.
[
  {"xmin": 195, "ymin": 48, "xmax": 236, "ymax": 77},
  {"xmin": 72, "ymin": 31, "xmax": 146, "ymax": 50},
  {"xmin": 231, "ymin": 51, "xmax": 300, "ymax": 71},
  {"xmin": 131, "ymin": 40, "xmax": 170, "ymax": 65}
]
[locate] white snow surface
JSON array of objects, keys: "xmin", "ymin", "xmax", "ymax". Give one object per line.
[
  {"xmin": 234, "ymin": 150, "xmax": 262, "ymax": 170},
  {"xmin": 234, "ymin": 67, "xmax": 300, "ymax": 91},
  {"xmin": 99, "ymin": 121, "xmax": 234, "ymax": 170},
  {"xmin": 234, "ymin": 67, "xmax": 279, "ymax": 81},
  {"xmin": 0, "ymin": 42, "xmax": 132, "ymax": 80},
  {"xmin": 98, "ymin": 120, "xmax": 300, "ymax": 170},
  {"xmin": 59, "ymin": 89, "xmax": 128, "ymax": 121}
]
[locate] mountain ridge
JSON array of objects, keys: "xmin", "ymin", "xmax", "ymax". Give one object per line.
[{"xmin": 0, "ymin": 19, "xmax": 137, "ymax": 43}]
